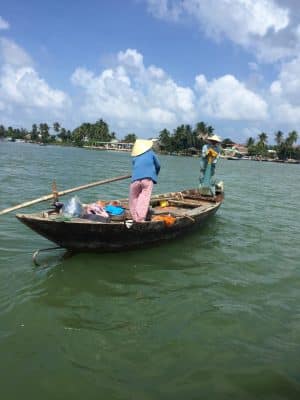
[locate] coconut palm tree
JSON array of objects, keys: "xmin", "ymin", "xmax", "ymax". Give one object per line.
[
  {"xmin": 123, "ymin": 133, "xmax": 137, "ymax": 143},
  {"xmin": 258, "ymin": 132, "xmax": 268, "ymax": 145},
  {"xmin": 39, "ymin": 123, "xmax": 50, "ymax": 143},
  {"xmin": 275, "ymin": 130, "xmax": 284, "ymax": 146},
  {"xmin": 0, "ymin": 125, "xmax": 5, "ymax": 138},
  {"xmin": 195, "ymin": 121, "xmax": 214, "ymax": 139},
  {"xmin": 286, "ymin": 130, "xmax": 298, "ymax": 146},
  {"xmin": 58, "ymin": 128, "xmax": 67, "ymax": 142},
  {"xmin": 246, "ymin": 137, "xmax": 255, "ymax": 147},
  {"xmin": 31, "ymin": 124, "xmax": 39, "ymax": 142},
  {"xmin": 53, "ymin": 122, "xmax": 60, "ymax": 134}
]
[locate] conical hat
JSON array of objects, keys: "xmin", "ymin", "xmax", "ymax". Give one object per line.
[
  {"xmin": 131, "ymin": 139, "xmax": 153, "ymax": 156},
  {"xmin": 207, "ymin": 134, "xmax": 222, "ymax": 143}
]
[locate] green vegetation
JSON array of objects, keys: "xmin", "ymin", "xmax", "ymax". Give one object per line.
[
  {"xmin": 247, "ymin": 130, "xmax": 299, "ymax": 160},
  {"xmin": 158, "ymin": 122, "xmax": 214, "ymax": 155},
  {"xmin": 0, "ymin": 120, "xmax": 115, "ymax": 147},
  {"xmin": 0, "ymin": 120, "xmax": 215, "ymax": 155},
  {"xmin": 123, "ymin": 133, "xmax": 137, "ymax": 143},
  {"xmin": 0, "ymin": 119, "xmax": 299, "ymax": 160}
]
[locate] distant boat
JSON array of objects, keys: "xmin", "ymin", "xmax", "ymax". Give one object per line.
[
  {"xmin": 16, "ymin": 188, "xmax": 224, "ymax": 252},
  {"xmin": 227, "ymin": 156, "xmax": 241, "ymax": 160},
  {"xmin": 285, "ymin": 159, "xmax": 300, "ymax": 164}
]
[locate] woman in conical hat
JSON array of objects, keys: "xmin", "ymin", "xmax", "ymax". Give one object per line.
[
  {"xmin": 131, "ymin": 139, "xmax": 153, "ymax": 157},
  {"xmin": 199, "ymin": 134, "xmax": 222, "ymax": 193},
  {"xmin": 206, "ymin": 134, "xmax": 222, "ymax": 144},
  {"xmin": 129, "ymin": 139, "xmax": 161, "ymax": 222}
]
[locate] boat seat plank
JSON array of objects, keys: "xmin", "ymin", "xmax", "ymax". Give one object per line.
[{"xmin": 167, "ymin": 200, "xmax": 202, "ymax": 207}]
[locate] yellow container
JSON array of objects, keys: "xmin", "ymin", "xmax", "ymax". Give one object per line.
[{"xmin": 160, "ymin": 200, "xmax": 169, "ymax": 207}]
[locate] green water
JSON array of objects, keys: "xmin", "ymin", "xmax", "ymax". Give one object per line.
[{"xmin": 0, "ymin": 141, "xmax": 300, "ymax": 399}]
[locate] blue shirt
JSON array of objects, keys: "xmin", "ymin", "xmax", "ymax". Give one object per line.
[{"xmin": 131, "ymin": 149, "xmax": 160, "ymax": 184}]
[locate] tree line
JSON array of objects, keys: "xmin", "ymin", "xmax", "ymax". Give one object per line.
[
  {"xmin": 0, "ymin": 119, "xmax": 299, "ymax": 160},
  {"xmin": 0, "ymin": 119, "xmax": 215, "ymax": 152},
  {"xmin": 0, "ymin": 120, "xmax": 113, "ymax": 145},
  {"xmin": 246, "ymin": 131, "xmax": 299, "ymax": 160},
  {"xmin": 0, "ymin": 120, "xmax": 141, "ymax": 147},
  {"xmin": 158, "ymin": 121, "xmax": 214, "ymax": 154}
]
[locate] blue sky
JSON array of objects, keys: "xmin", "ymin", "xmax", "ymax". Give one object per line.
[{"xmin": 1, "ymin": 0, "xmax": 300, "ymax": 143}]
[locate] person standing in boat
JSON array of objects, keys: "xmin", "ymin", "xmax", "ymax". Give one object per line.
[
  {"xmin": 199, "ymin": 134, "xmax": 222, "ymax": 185},
  {"xmin": 129, "ymin": 139, "xmax": 160, "ymax": 222}
]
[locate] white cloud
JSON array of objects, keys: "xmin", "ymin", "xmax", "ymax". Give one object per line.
[
  {"xmin": 71, "ymin": 48, "xmax": 195, "ymax": 130},
  {"xmin": 272, "ymin": 103, "xmax": 300, "ymax": 124},
  {"xmin": 0, "ymin": 16, "xmax": 10, "ymax": 30},
  {"xmin": 0, "ymin": 38, "xmax": 70, "ymax": 122},
  {"xmin": 148, "ymin": 65, "xmax": 165, "ymax": 80},
  {"xmin": 146, "ymin": 0, "xmax": 296, "ymax": 62},
  {"xmin": 195, "ymin": 74, "xmax": 268, "ymax": 120},
  {"xmin": 269, "ymin": 57, "xmax": 300, "ymax": 124},
  {"xmin": 147, "ymin": 107, "xmax": 176, "ymax": 124},
  {"xmin": 71, "ymin": 48, "xmax": 272, "ymax": 135},
  {"xmin": 2, "ymin": 37, "xmax": 298, "ymax": 138},
  {"xmin": 0, "ymin": 65, "xmax": 69, "ymax": 109},
  {"xmin": 146, "ymin": 0, "xmax": 181, "ymax": 20},
  {"xmin": 0, "ymin": 37, "xmax": 33, "ymax": 66},
  {"xmin": 270, "ymin": 57, "xmax": 300, "ymax": 105},
  {"xmin": 118, "ymin": 48, "xmax": 144, "ymax": 70},
  {"xmin": 183, "ymin": 0, "xmax": 289, "ymax": 41}
]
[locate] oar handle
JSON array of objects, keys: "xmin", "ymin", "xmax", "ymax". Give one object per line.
[
  {"xmin": 0, "ymin": 194, "xmax": 54, "ymax": 216},
  {"xmin": 0, "ymin": 174, "xmax": 131, "ymax": 216},
  {"xmin": 58, "ymin": 174, "xmax": 131, "ymax": 196}
]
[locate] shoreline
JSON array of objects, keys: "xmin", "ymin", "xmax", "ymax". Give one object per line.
[{"xmin": 2, "ymin": 139, "xmax": 299, "ymax": 164}]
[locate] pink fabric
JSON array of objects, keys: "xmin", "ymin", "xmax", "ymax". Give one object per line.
[
  {"xmin": 129, "ymin": 179, "xmax": 154, "ymax": 222},
  {"xmin": 85, "ymin": 203, "xmax": 109, "ymax": 218}
]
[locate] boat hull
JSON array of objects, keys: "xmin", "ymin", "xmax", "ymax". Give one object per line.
[{"xmin": 16, "ymin": 189, "xmax": 223, "ymax": 252}]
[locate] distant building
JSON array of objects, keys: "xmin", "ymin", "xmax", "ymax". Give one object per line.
[
  {"xmin": 222, "ymin": 143, "xmax": 248, "ymax": 158},
  {"xmin": 267, "ymin": 149, "xmax": 277, "ymax": 159},
  {"xmin": 85, "ymin": 140, "xmax": 134, "ymax": 152}
]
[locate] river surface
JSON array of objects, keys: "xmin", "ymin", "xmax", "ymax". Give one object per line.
[{"xmin": 0, "ymin": 141, "xmax": 300, "ymax": 399}]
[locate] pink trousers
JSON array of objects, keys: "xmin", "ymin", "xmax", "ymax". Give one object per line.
[{"xmin": 129, "ymin": 179, "xmax": 154, "ymax": 222}]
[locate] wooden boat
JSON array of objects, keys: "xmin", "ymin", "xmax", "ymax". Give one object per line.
[{"xmin": 16, "ymin": 188, "xmax": 224, "ymax": 252}]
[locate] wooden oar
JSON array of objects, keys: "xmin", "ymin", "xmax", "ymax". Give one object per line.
[{"xmin": 0, "ymin": 174, "xmax": 131, "ymax": 216}]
